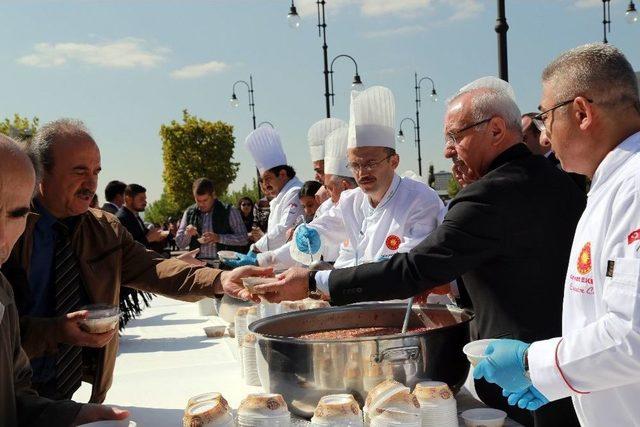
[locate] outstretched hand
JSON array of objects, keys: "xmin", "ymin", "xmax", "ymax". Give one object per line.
[
  {"xmin": 220, "ymin": 265, "xmax": 274, "ymax": 302},
  {"xmin": 252, "ymin": 267, "xmax": 310, "ymax": 303}
]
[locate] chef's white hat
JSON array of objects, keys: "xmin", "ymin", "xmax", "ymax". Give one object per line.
[
  {"xmin": 245, "ymin": 127, "xmax": 287, "ymax": 174},
  {"xmin": 348, "ymin": 86, "xmax": 396, "ymax": 150},
  {"xmin": 324, "ymin": 127, "xmax": 351, "ymax": 177},
  {"xmin": 307, "ymin": 118, "xmax": 347, "ymax": 162}
]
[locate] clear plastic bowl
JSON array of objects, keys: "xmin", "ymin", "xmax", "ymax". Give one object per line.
[{"xmin": 79, "ymin": 304, "xmax": 120, "ymax": 334}]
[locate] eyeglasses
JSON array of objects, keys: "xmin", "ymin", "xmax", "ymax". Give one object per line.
[
  {"xmin": 534, "ymin": 97, "xmax": 593, "ymax": 124},
  {"xmin": 445, "ymin": 117, "xmax": 493, "ymax": 146},
  {"xmin": 346, "ymin": 154, "xmax": 393, "ymax": 173}
]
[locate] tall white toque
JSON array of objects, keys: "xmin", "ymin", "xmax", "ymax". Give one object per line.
[
  {"xmin": 324, "ymin": 127, "xmax": 351, "ymax": 177},
  {"xmin": 307, "ymin": 118, "xmax": 347, "ymax": 162},
  {"xmin": 245, "ymin": 127, "xmax": 287, "ymax": 174},
  {"xmin": 347, "ymin": 85, "xmax": 396, "ymax": 150}
]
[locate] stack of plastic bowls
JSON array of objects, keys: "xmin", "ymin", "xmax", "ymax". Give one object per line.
[
  {"xmin": 242, "ymin": 334, "xmax": 261, "ymax": 387},
  {"xmin": 364, "ymin": 380, "xmax": 421, "ymax": 426},
  {"xmin": 310, "ymin": 394, "xmax": 364, "ymax": 427},
  {"xmin": 183, "ymin": 392, "xmax": 233, "ymax": 427},
  {"xmin": 237, "ymin": 393, "xmax": 291, "ymax": 426},
  {"xmin": 413, "ymin": 381, "xmax": 457, "ymax": 427}
]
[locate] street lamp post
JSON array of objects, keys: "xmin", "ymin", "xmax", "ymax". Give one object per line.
[
  {"xmin": 287, "ymin": 0, "xmax": 332, "ymax": 118},
  {"xmin": 329, "ymin": 54, "xmax": 364, "ymax": 106},
  {"xmin": 413, "ymin": 74, "xmax": 438, "ymax": 177},
  {"xmin": 600, "ymin": 0, "xmax": 638, "ymax": 44},
  {"xmin": 398, "ymin": 117, "xmax": 421, "ymax": 171},
  {"xmin": 602, "ymin": 0, "xmax": 612, "ymax": 43},
  {"xmin": 627, "ymin": 1, "xmax": 639, "ymax": 23},
  {"xmin": 230, "ymin": 75, "xmax": 262, "ymax": 198},
  {"xmin": 495, "ymin": 0, "xmax": 509, "ymax": 81},
  {"xmin": 230, "ymin": 75, "xmax": 257, "ymax": 130}
]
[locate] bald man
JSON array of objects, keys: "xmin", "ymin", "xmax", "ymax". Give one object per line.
[{"xmin": 0, "ymin": 135, "xmax": 128, "ymax": 426}]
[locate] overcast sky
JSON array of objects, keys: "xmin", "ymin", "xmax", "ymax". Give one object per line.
[{"xmin": 3, "ymin": 0, "xmax": 639, "ymax": 202}]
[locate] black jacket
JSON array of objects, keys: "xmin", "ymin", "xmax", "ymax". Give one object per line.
[
  {"xmin": 116, "ymin": 207, "xmax": 149, "ymax": 248},
  {"xmin": 100, "ymin": 202, "xmax": 119, "ymax": 215},
  {"xmin": 547, "ymin": 151, "xmax": 589, "ymax": 193},
  {"xmin": 329, "ymin": 144, "xmax": 586, "ymax": 343}
]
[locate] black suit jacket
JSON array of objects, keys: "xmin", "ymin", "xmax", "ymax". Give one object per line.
[
  {"xmin": 546, "ymin": 152, "xmax": 589, "ymax": 193},
  {"xmin": 329, "ymin": 144, "xmax": 586, "ymax": 343},
  {"xmin": 101, "ymin": 202, "xmax": 119, "ymax": 215},
  {"xmin": 116, "ymin": 207, "xmax": 149, "ymax": 247}
]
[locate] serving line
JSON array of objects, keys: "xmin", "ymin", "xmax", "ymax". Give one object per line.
[{"xmin": 74, "ymin": 295, "xmax": 522, "ymax": 426}]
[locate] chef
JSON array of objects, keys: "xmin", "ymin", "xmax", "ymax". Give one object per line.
[
  {"xmin": 256, "ymin": 126, "xmax": 355, "ymax": 268},
  {"xmin": 253, "ymin": 77, "xmax": 585, "ymax": 426},
  {"xmin": 473, "ymin": 44, "xmax": 640, "ymax": 427},
  {"xmin": 308, "ymin": 117, "xmax": 346, "ymax": 185},
  {"xmin": 226, "ymin": 127, "xmax": 303, "ymax": 266},
  {"xmin": 246, "ymin": 85, "xmax": 442, "ymax": 276},
  {"xmin": 295, "ymin": 86, "xmax": 443, "ymax": 268},
  {"xmin": 307, "ymin": 118, "xmax": 347, "ymax": 217}
]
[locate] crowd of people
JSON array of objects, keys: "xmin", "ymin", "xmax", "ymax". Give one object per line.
[{"xmin": 1, "ymin": 42, "xmax": 639, "ymax": 427}]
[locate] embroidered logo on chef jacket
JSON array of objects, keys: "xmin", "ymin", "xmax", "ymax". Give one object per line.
[
  {"xmin": 577, "ymin": 242, "xmax": 592, "ymax": 275},
  {"xmin": 385, "ymin": 235, "xmax": 401, "ymax": 250},
  {"xmin": 569, "ymin": 242, "xmax": 594, "ymax": 295},
  {"xmin": 628, "ymin": 228, "xmax": 640, "ymax": 245}
]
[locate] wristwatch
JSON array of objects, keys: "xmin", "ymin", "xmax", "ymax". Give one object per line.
[{"xmin": 308, "ymin": 270, "xmax": 318, "ymax": 294}]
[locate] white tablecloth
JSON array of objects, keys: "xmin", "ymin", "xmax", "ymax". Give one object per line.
[{"xmin": 74, "ymin": 296, "xmax": 522, "ymax": 426}]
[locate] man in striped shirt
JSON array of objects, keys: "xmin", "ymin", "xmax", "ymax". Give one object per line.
[{"xmin": 175, "ymin": 178, "xmax": 248, "ymax": 260}]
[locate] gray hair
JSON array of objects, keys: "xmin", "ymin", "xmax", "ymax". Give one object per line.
[
  {"xmin": 542, "ymin": 43, "xmax": 639, "ymax": 112},
  {"xmin": 30, "ymin": 118, "xmax": 93, "ymax": 173},
  {"xmin": 447, "ymin": 76, "xmax": 522, "ymax": 133},
  {"xmin": 330, "ymin": 174, "xmax": 357, "ymax": 188},
  {"xmin": 0, "ymin": 133, "xmax": 41, "ymax": 195}
]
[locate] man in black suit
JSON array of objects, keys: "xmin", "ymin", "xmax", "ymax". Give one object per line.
[
  {"xmin": 255, "ymin": 77, "xmax": 585, "ymax": 427},
  {"xmin": 116, "ymin": 184, "xmax": 166, "ymax": 248},
  {"xmin": 100, "ymin": 180, "xmax": 126, "ymax": 215},
  {"xmin": 522, "ymin": 113, "xmax": 588, "ymax": 192}
]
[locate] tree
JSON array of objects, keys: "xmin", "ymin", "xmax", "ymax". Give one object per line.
[
  {"xmin": 0, "ymin": 114, "xmax": 39, "ymax": 141},
  {"xmin": 219, "ymin": 178, "xmax": 260, "ymax": 206},
  {"xmin": 144, "ymin": 192, "xmax": 183, "ymax": 225},
  {"xmin": 448, "ymin": 176, "xmax": 461, "ymax": 198},
  {"xmin": 160, "ymin": 110, "xmax": 239, "ymax": 209}
]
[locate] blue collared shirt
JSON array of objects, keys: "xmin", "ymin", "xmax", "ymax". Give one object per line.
[
  {"xmin": 28, "ymin": 200, "xmax": 86, "ymax": 384},
  {"xmin": 28, "ymin": 200, "xmax": 57, "ymax": 318}
]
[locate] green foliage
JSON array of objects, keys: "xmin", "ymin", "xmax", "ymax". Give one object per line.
[
  {"xmin": 143, "ymin": 192, "xmax": 183, "ymax": 225},
  {"xmin": 448, "ymin": 176, "xmax": 461, "ymax": 198},
  {"xmin": 219, "ymin": 178, "xmax": 260, "ymax": 206},
  {"xmin": 0, "ymin": 114, "xmax": 39, "ymax": 141},
  {"xmin": 160, "ymin": 110, "xmax": 239, "ymax": 209}
]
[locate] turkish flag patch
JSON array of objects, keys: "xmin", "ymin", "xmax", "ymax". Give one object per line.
[
  {"xmin": 628, "ymin": 229, "xmax": 640, "ymax": 245},
  {"xmin": 385, "ymin": 235, "xmax": 401, "ymax": 250}
]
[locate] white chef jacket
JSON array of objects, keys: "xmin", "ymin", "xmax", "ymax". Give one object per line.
[
  {"xmin": 253, "ymin": 176, "xmax": 303, "ymax": 252},
  {"xmin": 312, "ymin": 174, "xmax": 444, "ymax": 269},
  {"xmin": 528, "ymin": 132, "xmax": 640, "ymax": 427},
  {"xmin": 256, "ymin": 198, "xmax": 342, "ymax": 269}
]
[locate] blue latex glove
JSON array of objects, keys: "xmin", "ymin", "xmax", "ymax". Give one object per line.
[
  {"xmin": 223, "ymin": 250, "xmax": 257, "ymax": 268},
  {"xmin": 473, "ymin": 339, "xmax": 531, "ymax": 393},
  {"xmin": 503, "ymin": 386, "xmax": 549, "ymax": 411},
  {"xmin": 294, "ymin": 224, "xmax": 321, "ymax": 254}
]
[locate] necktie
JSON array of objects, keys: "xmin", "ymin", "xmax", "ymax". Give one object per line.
[{"xmin": 53, "ymin": 222, "xmax": 84, "ymax": 399}]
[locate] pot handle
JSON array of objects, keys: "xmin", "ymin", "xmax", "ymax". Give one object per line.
[{"xmin": 374, "ymin": 346, "xmax": 420, "ymax": 363}]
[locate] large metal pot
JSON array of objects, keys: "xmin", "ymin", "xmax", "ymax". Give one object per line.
[{"xmin": 249, "ymin": 303, "xmax": 474, "ymax": 418}]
